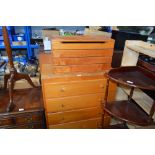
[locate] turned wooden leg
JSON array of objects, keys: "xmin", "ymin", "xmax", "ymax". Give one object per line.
[
  {"xmin": 4, "ymin": 74, "xmax": 10, "ymax": 90},
  {"xmin": 6, "ymin": 74, "xmax": 15, "ymax": 112}
]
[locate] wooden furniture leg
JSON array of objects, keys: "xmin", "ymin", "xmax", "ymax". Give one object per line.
[
  {"xmin": 7, "ymin": 73, "xmax": 15, "ymax": 112},
  {"xmin": 2, "ymin": 26, "xmax": 37, "ymax": 112}
]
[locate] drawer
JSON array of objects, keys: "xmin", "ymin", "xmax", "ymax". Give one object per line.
[
  {"xmin": 50, "ymin": 64, "xmax": 111, "ymax": 74},
  {"xmin": 44, "ymin": 79, "xmax": 106, "ymax": 98},
  {"xmin": 0, "ymin": 118, "xmax": 13, "ymax": 126},
  {"xmin": 0, "ymin": 112, "xmax": 43, "ymax": 126},
  {"xmin": 52, "ymin": 49, "xmax": 113, "ymax": 58},
  {"xmin": 45, "ymin": 93, "xmax": 103, "ymax": 113},
  {"xmin": 47, "ymin": 106, "xmax": 102, "ymax": 125},
  {"xmin": 15, "ymin": 113, "xmax": 43, "ymax": 124},
  {"xmin": 52, "ymin": 41, "xmax": 114, "ymax": 50},
  {"xmin": 49, "ymin": 117, "xmax": 102, "ymax": 129},
  {"xmin": 52, "ymin": 57, "xmax": 112, "ymax": 65}
]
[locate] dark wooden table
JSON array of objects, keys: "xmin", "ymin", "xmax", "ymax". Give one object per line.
[{"xmin": 0, "ymin": 87, "xmax": 46, "ymax": 129}]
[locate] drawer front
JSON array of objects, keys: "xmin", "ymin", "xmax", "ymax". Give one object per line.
[
  {"xmin": 44, "ymin": 79, "xmax": 106, "ymax": 98},
  {"xmin": 0, "ymin": 118, "xmax": 13, "ymax": 126},
  {"xmin": 50, "ymin": 64, "xmax": 111, "ymax": 74},
  {"xmin": 52, "ymin": 49, "xmax": 113, "ymax": 58},
  {"xmin": 45, "ymin": 93, "xmax": 103, "ymax": 113},
  {"xmin": 0, "ymin": 112, "xmax": 44, "ymax": 126},
  {"xmin": 52, "ymin": 57, "xmax": 112, "ymax": 65},
  {"xmin": 52, "ymin": 41, "xmax": 114, "ymax": 50},
  {"xmin": 15, "ymin": 112, "xmax": 43, "ymax": 124},
  {"xmin": 49, "ymin": 117, "xmax": 102, "ymax": 129},
  {"xmin": 47, "ymin": 106, "xmax": 102, "ymax": 125}
]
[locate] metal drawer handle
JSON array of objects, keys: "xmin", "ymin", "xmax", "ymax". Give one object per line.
[{"xmin": 26, "ymin": 118, "xmax": 33, "ymax": 122}]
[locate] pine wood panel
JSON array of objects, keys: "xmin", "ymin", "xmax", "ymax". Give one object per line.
[
  {"xmin": 47, "ymin": 106, "xmax": 102, "ymax": 125},
  {"xmin": 42, "ymin": 73, "xmax": 106, "ymax": 83},
  {"xmin": 52, "ymin": 49, "xmax": 113, "ymax": 57},
  {"xmin": 49, "ymin": 117, "xmax": 102, "ymax": 129},
  {"xmin": 107, "ymin": 91, "xmax": 117, "ymax": 102},
  {"xmin": 52, "ymin": 41, "xmax": 114, "ymax": 50},
  {"xmin": 51, "ymin": 57, "xmax": 112, "ymax": 65},
  {"xmin": 107, "ymin": 81, "xmax": 117, "ymax": 101},
  {"xmin": 45, "ymin": 93, "xmax": 103, "ymax": 113},
  {"xmin": 44, "ymin": 79, "xmax": 106, "ymax": 98},
  {"xmin": 50, "ymin": 64, "xmax": 111, "ymax": 74}
]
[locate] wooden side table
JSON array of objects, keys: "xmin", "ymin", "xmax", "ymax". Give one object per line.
[{"xmin": 103, "ymin": 66, "xmax": 155, "ymax": 128}]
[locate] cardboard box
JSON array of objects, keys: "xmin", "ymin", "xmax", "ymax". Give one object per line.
[
  {"xmin": 84, "ymin": 28, "xmax": 112, "ymax": 38},
  {"xmin": 42, "ymin": 29, "xmax": 60, "ymax": 40}
]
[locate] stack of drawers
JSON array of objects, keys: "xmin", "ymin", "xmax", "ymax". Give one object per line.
[{"xmin": 40, "ymin": 35, "xmax": 116, "ymax": 128}]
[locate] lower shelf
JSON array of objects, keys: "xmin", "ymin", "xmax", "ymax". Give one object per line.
[{"xmin": 104, "ymin": 100, "xmax": 152, "ymax": 126}]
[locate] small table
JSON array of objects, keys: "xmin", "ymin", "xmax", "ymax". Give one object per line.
[{"xmin": 104, "ymin": 66, "xmax": 155, "ymax": 127}]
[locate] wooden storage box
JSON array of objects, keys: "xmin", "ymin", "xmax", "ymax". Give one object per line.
[{"xmin": 50, "ymin": 35, "xmax": 115, "ymax": 74}]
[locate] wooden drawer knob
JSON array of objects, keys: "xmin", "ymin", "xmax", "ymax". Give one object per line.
[
  {"xmin": 60, "ymin": 87, "xmax": 66, "ymax": 92},
  {"xmin": 100, "ymin": 85, "xmax": 104, "ymax": 89}
]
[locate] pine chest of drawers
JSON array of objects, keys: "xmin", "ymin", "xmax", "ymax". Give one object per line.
[{"xmin": 40, "ymin": 36, "xmax": 116, "ymax": 128}]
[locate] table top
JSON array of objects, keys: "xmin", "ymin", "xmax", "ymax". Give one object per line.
[
  {"xmin": 0, "ymin": 87, "xmax": 43, "ymax": 115},
  {"xmin": 107, "ymin": 66, "xmax": 155, "ymax": 90}
]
